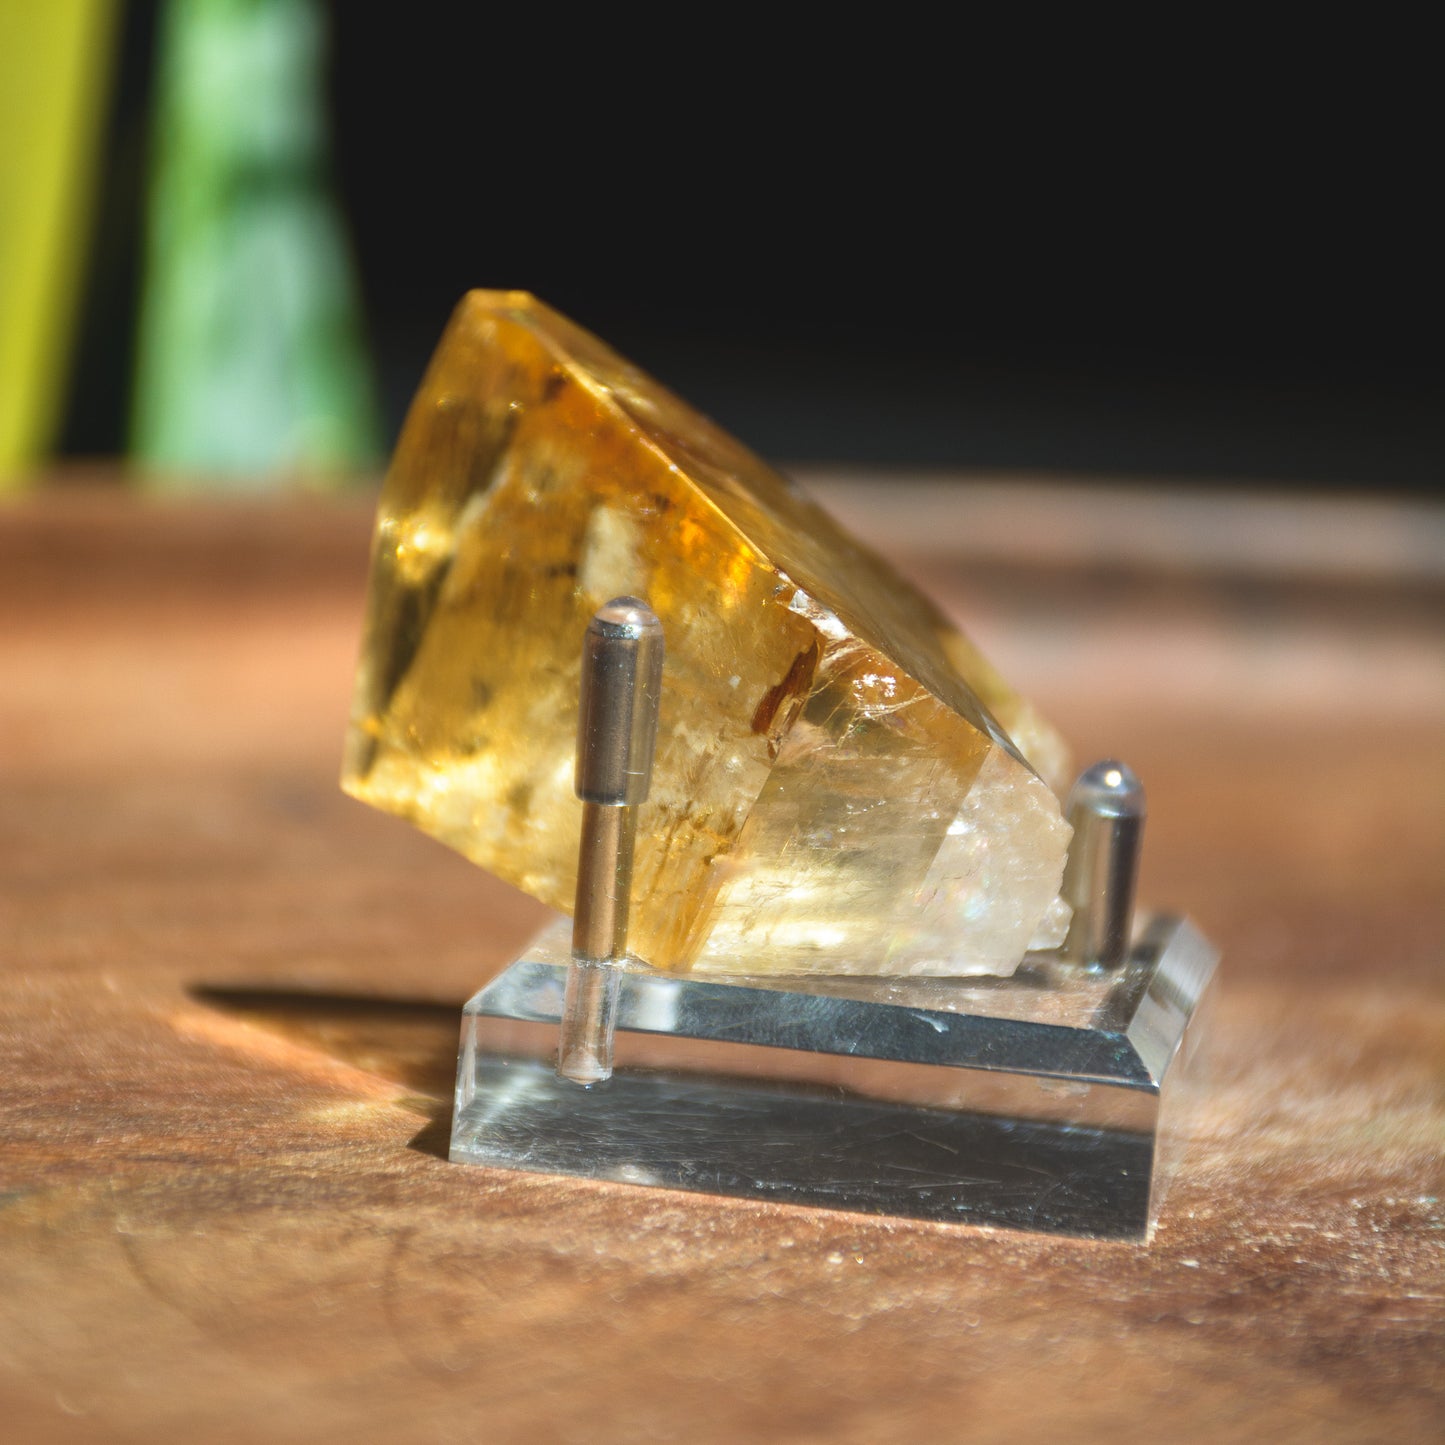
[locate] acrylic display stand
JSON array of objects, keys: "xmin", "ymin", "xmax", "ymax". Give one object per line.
[{"xmin": 450, "ymin": 913, "xmax": 1217, "ymax": 1240}]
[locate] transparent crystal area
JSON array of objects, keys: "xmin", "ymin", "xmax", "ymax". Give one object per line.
[{"xmin": 343, "ymin": 291, "xmax": 1071, "ymax": 976}]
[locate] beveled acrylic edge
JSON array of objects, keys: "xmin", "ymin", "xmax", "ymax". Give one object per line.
[{"xmin": 466, "ymin": 914, "xmax": 1218, "ymax": 1090}]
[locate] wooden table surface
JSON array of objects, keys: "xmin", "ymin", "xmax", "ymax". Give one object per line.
[{"xmin": 1, "ymin": 479, "xmax": 1440, "ymax": 1443}]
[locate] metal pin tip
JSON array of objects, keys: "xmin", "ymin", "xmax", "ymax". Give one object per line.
[
  {"xmin": 590, "ymin": 596, "xmax": 663, "ymax": 640},
  {"xmin": 1068, "ymin": 760, "xmax": 1146, "ymax": 820},
  {"xmin": 557, "ymin": 1049, "xmax": 613, "ymax": 1089}
]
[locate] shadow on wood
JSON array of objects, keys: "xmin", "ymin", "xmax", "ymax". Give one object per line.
[{"xmin": 190, "ymin": 985, "xmax": 459, "ymax": 1158}]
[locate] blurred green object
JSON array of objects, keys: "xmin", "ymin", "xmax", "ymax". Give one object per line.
[
  {"xmin": 0, "ymin": 0, "xmax": 117, "ymax": 490},
  {"xmin": 132, "ymin": 0, "xmax": 378, "ymax": 488}
]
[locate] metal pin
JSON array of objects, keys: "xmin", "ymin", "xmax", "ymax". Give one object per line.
[
  {"xmin": 557, "ymin": 597, "xmax": 664, "ymax": 1086},
  {"xmin": 1061, "ymin": 760, "xmax": 1146, "ymax": 970}
]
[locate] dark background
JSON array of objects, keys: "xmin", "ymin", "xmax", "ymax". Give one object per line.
[{"xmin": 64, "ymin": 4, "xmax": 1441, "ymax": 492}]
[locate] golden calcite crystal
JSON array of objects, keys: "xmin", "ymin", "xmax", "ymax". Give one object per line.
[{"xmin": 343, "ymin": 291, "xmax": 1073, "ymax": 977}]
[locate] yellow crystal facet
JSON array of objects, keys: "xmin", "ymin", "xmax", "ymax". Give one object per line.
[{"xmin": 343, "ymin": 291, "xmax": 1072, "ymax": 977}]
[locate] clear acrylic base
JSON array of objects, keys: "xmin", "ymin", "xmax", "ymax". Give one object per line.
[{"xmin": 450, "ymin": 916, "xmax": 1218, "ymax": 1240}]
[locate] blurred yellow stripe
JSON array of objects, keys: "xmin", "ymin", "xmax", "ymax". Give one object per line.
[{"xmin": 0, "ymin": 0, "xmax": 118, "ymax": 488}]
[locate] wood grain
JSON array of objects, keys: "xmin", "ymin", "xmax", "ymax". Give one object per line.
[{"xmin": 0, "ymin": 483, "xmax": 1440, "ymax": 1444}]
